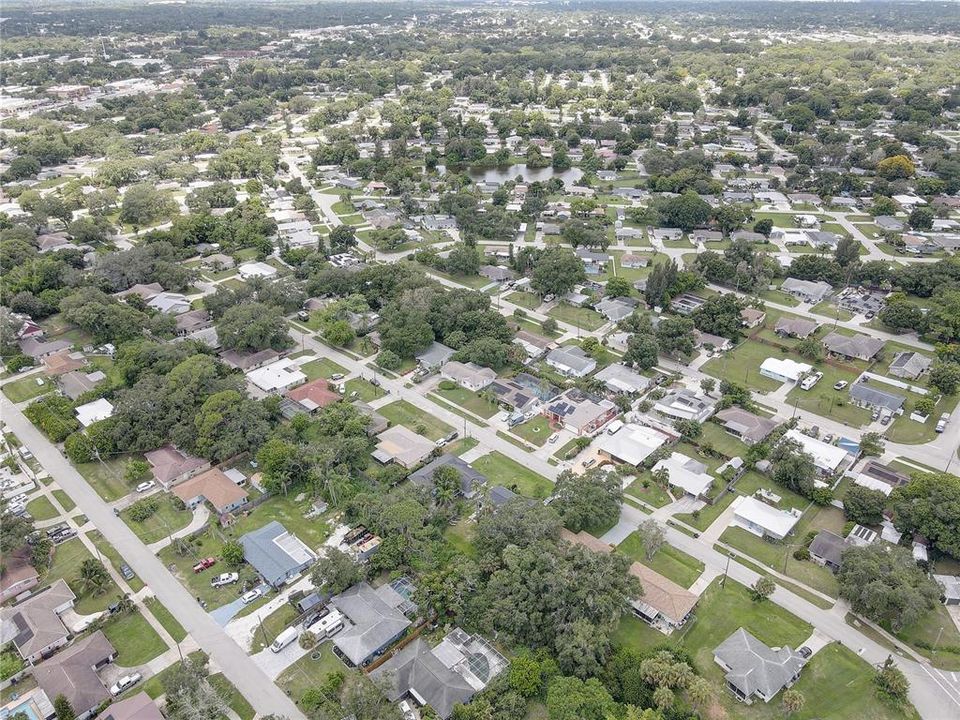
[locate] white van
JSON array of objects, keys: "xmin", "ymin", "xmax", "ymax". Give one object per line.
[
  {"xmin": 307, "ymin": 610, "xmax": 344, "ymax": 638},
  {"xmin": 270, "ymin": 626, "xmax": 299, "ymax": 653},
  {"xmin": 606, "ymin": 420, "xmax": 623, "ymax": 435}
]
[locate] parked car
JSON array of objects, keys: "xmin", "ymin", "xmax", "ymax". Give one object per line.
[
  {"xmin": 210, "ymin": 572, "xmax": 239, "ymax": 588},
  {"xmin": 52, "ymin": 528, "xmax": 77, "ymax": 544},
  {"xmin": 435, "ymin": 438, "xmax": 447, "ymax": 448},
  {"xmin": 192, "ymin": 557, "xmax": 217, "ymax": 573},
  {"xmin": 46, "ymin": 523, "xmax": 69, "ymax": 538},
  {"xmin": 135, "ymin": 481, "xmax": 156, "ymax": 493},
  {"xmin": 330, "ymin": 373, "xmax": 345, "ymax": 381},
  {"xmin": 110, "ymin": 673, "xmax": 142, "ymax": 696},
  {"xmin": 399, "ymin": 700, "xmax": 417, "ymax": 720},
  {"xmin": 833, "ymin": 380, "xmax": 848, "ymax": 390},
  {"xmin": 548, "ymin": 433, "xmax": 559, "ymax": 444},
  {"xmin": 445, "ymin": 431, "xmax": 459, "ymax": 443},
  {"xmin": 241, "ymin": 588, "xmax": 263, "ymax": 604},
  {"xmin": 119, "ymin": 563, "xmax": 135, "ymax": 581},
  {"xmin": 798, "ymin": 646, "xmax": 812, "ymax": 659},
  {"xmin": 296, "ymin": 310, "xmax": 310, "ymax": 321}
]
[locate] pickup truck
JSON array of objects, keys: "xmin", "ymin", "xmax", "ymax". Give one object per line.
[{"xmin": 192, "ymin": 557, "xmax": 217, "ymax": 573}]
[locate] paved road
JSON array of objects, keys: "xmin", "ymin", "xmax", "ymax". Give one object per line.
[{"xmin": 0, "ymin": 397, "xmax": 308, "ymax": 720}]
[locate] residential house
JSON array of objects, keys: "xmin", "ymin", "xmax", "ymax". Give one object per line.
[
  {"xmin": 2, "ymin": 580, "xmax": 75, "ymax": 663},
  {"xmin": 575, "ymin": 248, "xmax": 609, "ymax": 274},
  {"xmin": 670, "ymin": 293, "xmax": 706, "ymax": 315},
  {"xmin": 332, "ymin": 581, "xmax": 413, "ymax": 666},
  {"xmin": 853, "ymin": 460, "xmax": 910, "ymax": 497},
  {"xmin": 372, "ymin": 426, "xmax": 435, "ymax": 469},
  {"xmin": 759, "ymin": 357, "xmax": 813, "ymax": 384},
  {"xmin": 653, "ymin": 389, "xmax": 716, "ymax": 423},
  {"xmin": 780, "ymin": 278, "xmax": 832, "ymax": 304},
  {"xmin": 848, "ymin": 378, "xmax": 905, "ymax": 413},
  {"xmin": 694, "ymin": 330, "xmax": 732, "ymax": 352},
  {"xmin": 146, "ymin": 292, "xmax": 191, "ymax": 315},
  {"xmin": 595, "ymin": 296, "xmax": 638, "ymax": 322},
  {"xmin": 0, "ymin": 546, "xmax": 40, "ymax": 604},
  {"xmin": 512, "ymin": 330, "xmax": 555, "ymax": 360},
  {"xmin": 42, "ymin": 350, "xmax": 86, "ymax": 376},
  {"xmin": 784, "ymin": 430, "xmax": 848, "ymax": 475},
  {"xmin": 714, "ymin": 628, "xmax": 806, "ymax": 704},
  {"xmin": 545, "ymin": 346, "xmax": 596, "ymax": 378},
  {"xmin": 285, "ymin": 378, "xmax": 340, "ymax": 412},
  {"xmin": 821, "ymin": 332, "xmax": 885, "ymax": 361},
  {"xmin": 220, "ymin": 349, "xmax": 279, "ymax": 371},
  {"xmin": 888, "ymin": 351, "xmax": 932, "ymax": 380},
  {"xmin": 408, "ymin": 455, "xmax": 486, "ymax": 499},
  {"xmin": 246, "ymin": 358, "xmax": 306, "ymax": 394},
  {"xmin": 19, "ymin": 337, "xmax": 73, "ymax": 360},
  {"xmin": 75, "ymin": 398, "xmax": 113, "ymax": 427},
  {"xmin": 732, "ymin": 496, "xmax": 802, "ymax": 541},
  {"xmin": 144, "ymin": 445, "xmax": 210, "ymax": 489},
  {"xmin": 808, "ymin": 530, "xmax": 849, "ymax": 572},
  {"xmin": 174, "ymin": 309, "xmax": 212, "ymax": 336},
  {"xmin": 934, "ymin": 575, "xmax": 960, "ymax": 606},
  {"xmin": 487, "ymin": 375, "xmax": 551, "ymax": 414},
  {"xmin": 479, "ymin": 265, "xmax": 516, "ymax": 283},
  {"xmin": 416, "ymin": 342, "xmax": 455, "ymax": 372},
  {"xmin": 620, "ymin": 253, "xmax": 649, "ymax": 269},
  {"xmin": 595, "ymin": 423, "xmax": 673, "ymax": 467},
  {"xmin": 33, "ymin": 631, "xmax": 116, "ymax": 720},
  {"xmin": 370, "ymin": 628, "xmax": 506, "ymax": 720},
  {"xmin": 594, "ymin": 363, "xmax": 651, "ymax": 395},
  {"xmin": 172, "ymin": 468, "xmax": 249, "ymax": 515},
  {"xmin": 714, "ymin": 408, "xmax": 778, "ymax": 445},
  {"xmin": 441, "ymin": 361, "xmax": 497, "ymax": 392},
  {"xmin": 237, "ymin": 261, "xmax": 277, "ymax": 280},
  {"xmin": 486, "ymin": 485, "xmax": 518, "ymax": 511},
  {"xmin": 240, "ymin": 521, "xmax": 317, "ymax": 588},
  {"xmin": 774, "ymin": 317, "xmax": 819, "ymax": 339},
  {"xmin": 652, "ymin": 452, "xmax": 715, "ymax": 500},
  {"xmin": 740, "ymin": 308, "xmax": 766, "ymax": 328},
  {"xmin": 58, "ymin": 370, "xmax": 106, "ymax": 400},
  {"xmin": 115, "ymin": 283, "xmax": 164, "ymax": 301},
  {"xmin": 544, "ymin": 388, "xmax": 618, "ymax": 436},
  {"xmin": 102, "ymin": 693, "xmax": 165, "ymax": 720}
]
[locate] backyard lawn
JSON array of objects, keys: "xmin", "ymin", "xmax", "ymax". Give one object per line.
[
  {"xmin": 433, "ymin": 384, "xmax": 500, "ymax": 419},
  {"xmin": 42, "ymin": 538, "xmax": 123, "ymax": 614},
  {"xmin": 511, "ymin": 415, "xmax": 553, "ymax": 446},
  {"xmin": 624, "ymin": 476, "xmax": 673, "ymax": 508},
  {"xmin": 276, "ymin": 645, "xmax": 348, "ymax": 705},
  {"xmin": 699, "ymin": 422, "xmax": 749, "ymax": 459},
  {"xmin": 701, "ymin": 340, "xmax": 784, "ymax": 394},
  {"xmin": 378, "ymin": 399, "xmax": 454, "ymax": 441},
  {"xmin": 2, "ymin": 376, "xmax": 54, "ymax": 403},
  {"xmin": 547, "ymin": 303, "xmax": 605, "ymax": 331},
  {"xmin": 300, "ymin": 357, "xmax": 348, "ymax": 381},
  {"xmin": 26, "ymin": 495, "xmax": 59, "ymax": 521},
  {"xmin": 445, "ymin": 518, "xmax": 477, "ymax": 557},
  {"xmin": 102, "ymin": 611, "xmax": 168, "ymax": 666},
  {"xmin": 121, "ymin": 499, "xmax": 193, "ymax": 545},
  {"xmin": 611, "ymin": 613, "xmax": 675, "ymax": 654},
  {"xmin": 472, "ymin": 451, "xmax": 553, "ymax": 499},
  {"xmin": 144, "ymin": 596, "xmax": 187, "ymax": 643},
  {"xmin": 617, "ymin": 531, "xmax": 705, "ymax": 588},
  {"xmin": 506, "ymin": 291, "xmax": 541, "ymax": 310},
  {"xmin": 810, "ymin": 300, "xmax": 854, "ymax": 322}
]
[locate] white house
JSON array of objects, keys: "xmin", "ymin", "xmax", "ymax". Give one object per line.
[
  {"xmin": 246, "ymin": 358, "xmax": 306, "ymax": 393},
  {"xmin": 732, "ymin": 496, "xmax": 802, "ymax": 541},
  {"xmin": 652, "ymin": 452, "xmax": 715, "ymax": 499},
  {"xmin": 441, "ymin": 361, "xmax": 497, "ymax": 392},
  {"xmin": 759, "ymin": 357, "xmax": 813, "ymax": 384},
  {"xmin": 237, "ymin": 261, "xmax": 278, "ymax": 280},
  {"xmin": 784, "ymin": 429, "xmax": 848, "ymax": 475},
  {"xmin": 75, "ymin": 398, "xmax": 114, "ymax": 427}
]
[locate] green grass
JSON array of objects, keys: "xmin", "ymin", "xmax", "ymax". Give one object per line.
[
  {"xmin": 379, "ymin": 399, "xmax": 454, "ymax": 441},
  {"xmin": 506, "ymin": 291, "xmax": 542, "ymax": 310},
  {"xmin": 472, "ymin": 451, "xmax": 553, "ymax": 499},
  {"xmin": 511, "ymin": 415, "xmax": 553, "ymax": 446},
  {"xmin": 344, "ymin": 377, "xmax": 381, "ymax": 403},
  {"xmin": 702, "ymin": 340, "xmax": 784, "ymax": 393},
  {"xmin": 138, "ymin": 651, "xmax": 207, "ymax": 699},
  {"xmin": 554, "ymin": 437, "xmax": 586, "ymax": 461},
  {"xmin": 699, "ymin": 421, "xmax": 750, "ymax": 459},
  {"xmin": 300, "ymin": 357, "xmax": 348, "ymax": 381},
  {"xmin": 275, "ymin": 645, "xmax": 347, "ymax": 704},
  {"xmin": 611, "ymin": 613, "xmax": 675, "ymax": 654},
  {"xmin": 2, "ymin": 375, "xmax": 55, "ymax": 403},
  {"xmin": 42, "ymin": 538, "xmax": 123, "ymax": 614},
  {"xmin": 445, "ymin": 518, "xmax": 477, "ymax": 557},
  {"xmin": 76, "ymin": 456, "xmax": 135, "ymax": 502},
  {"xmin": 810, "ymin": 300, "xmax": 854, "ymax": 322},
  {"xmin": 209, "ymin": 673, "xmax": 256, "ymax": 720},
  {"xmin": 785, "ymin": 362, "xmax": 873, "ymax": 428},
  {"xmin": 433, "ymin": 385, "xmax": 500, "ymax": 419},
  {"xmin": 102, "ymin": 611, "xmax": 168, "ymax": 666},
  {"xmin": 88, "ymin": 530, "xmax": 145, "ymax": 593},
  {"xmin": 121, "ymin": 498, "xmax": 193, "ymax": 545},
  {"xmin": 52, "ymin": 489, "xmax": 75, "ymax": 512},
  {"xmin": 25, "ymin": 495, "xmax": 59, "ymax": 521},
  {"xmin": 894, "ymin": 603, "xmax": 960, "ymax": 671},
  {"xmin": 886, "ymin": 392, "xmax": 959, "ymax": 445},
  {"xmin": 617, "ymin": 531, "xmax": 705, "ymax": 588},
  {"xmin": 624, "ymin": 476, "xmax": 673, "ymax": 508},
  {"xmin": 674, "ymin": 489, "xmax": 736, "ymax": 532},
  {"xmin": 447, "ymin": 437, "xmax": 478, "ymax": 457},
  {"xmin": 547, "ymin": 303, "xmax": 605, "ymax": 330},
  {"xmin": 144, "ymin": 596, "xmax": 187, "ymax": 643},
  {"xmin": 250, "ymin": 603, "xmax": 299, "ymax": 653}
]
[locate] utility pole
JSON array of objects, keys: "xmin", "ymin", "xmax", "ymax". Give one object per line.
[{"xmin": 721, "ymin": 552, "xmax": 732, "ymax": 588}]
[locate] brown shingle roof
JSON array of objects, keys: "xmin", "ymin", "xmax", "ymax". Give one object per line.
[
  {"xmin": 34, "ymin": 630, "xmax": 115, "ymax": 715},
  {"xmin": 172, "ymin": 468, "xmax": 248, "ymax": 513}
]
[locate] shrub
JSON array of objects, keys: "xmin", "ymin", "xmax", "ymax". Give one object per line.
[
  {"xmin": 128, "ymin": 497, "xmax": 160, "ymax": 522},
  {"xmin": 793, "ymin": 547, "xmax": 810, "ymax": 561}
]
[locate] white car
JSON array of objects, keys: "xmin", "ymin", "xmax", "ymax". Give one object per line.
[
  {"xmin": 210, "ymin": 572, "xmax": 239, "ymax": 588},
  {"xmin": 135, "ymin": 481, "xmax": 156, "ymax": 493},
  {"xmin": 110, "ymin": 673, "xmax": 142, "ymax": 696},
  {"xmin": 241, "ymin": 588, "xmax": 263, "ymax": 604}
]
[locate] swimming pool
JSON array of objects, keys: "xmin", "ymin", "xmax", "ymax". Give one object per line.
[{"xmin": 1, "ymin": 698, "xmax": 42, "ymax": 720}]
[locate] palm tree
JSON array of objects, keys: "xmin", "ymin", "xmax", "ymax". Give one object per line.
[
  {"xmin": 652, "ymin": 467, "xmax": 670, "ymax": 489},
  {"xmin": 78, "ymin": 559, "xmax": 110, "ymax": 596}
]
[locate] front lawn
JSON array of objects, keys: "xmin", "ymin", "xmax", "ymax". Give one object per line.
[
  {"xmin": 511, "ymin": 415, "xmax": 553, "ymax": 446},
  {"xmin": 624, "ymin": 476, "xmax": 673, "ymax": 508},
  {"xmin": 2, "ymin": 376, "xmax": 54, "ymax": 404},
  {"xmin": 144, "ymin": 596, "xmax": 187, "ymax": 643},
  {"xmin": 250, "ymin": 603, "xmax": 299, "ymax": 653},
  {"xmin": 121, "ymin": 498, "xmax": 193, "ymax": 545},
  {"xmin": 102, "ymin": 611, "xmax": 168, "ymax": 666},
  {"xmin": 701, "ymin": 340, "xmax": 784, "ymax": 394},
  {"xmin": 276, "ymin": 645, "xmax": 348, "ymax": 705},
  {"xmin": 378, "ymin": 399, "xmax": 454, "ymax": 441},
  {"xmin": 344, "ymin": 377, "xmax": 382, "ymax": 403},
  {"xmin": 52, "ymin": 489, "xmax": 75, "ymax": 512},
  {"xmin": 785, "ymin": 363, "xmax": 873, "ymax": 428},
  {"xmin": 88, "ymin": 530, "xmax": 144, "ymax": 593},
  {"xmin": 617, "ymin": 531, "xmax": 705, "ymax": 588},
  {"xmin": 76, "ymin": 456, "xmax": 136, "ymax": 502},
  {"xmin": 26, "ymin": 495, "xmax": 59, "ymax": 521},
  {"xmin": 433, "ymin": 385, "xmax": 500, "ymax": 419},
  {"xmin": 810, "ymin": 300, "xmax": 854, "ymax": 322},
  {"xmin": 895, "ymin": 603, "xmax": 960, "ymax": 671},
  {"xmin": 300, "ymin": 357, "xmax": 348, "ymax": 381},
  {"xmin": 886, "ymin": 392, "xmax": 959, "ymax": 445},
  {"xmin": 547, "ymin": 303, "xmax": 605, "ymax": 330},
  {"xmin": 506, "ymin": 292, "xmax": 541, "ymax": 310},
  {"xmin": 43, "ymin": 538, "xmax": 123, "ymax": 614},
  {"xmin": 472, "ymin": 451, "xmax": 553, "ymax": 499},
  {"xmin": 157, "ymin": 529, "xmax": 260, "ymax": 610},
  {"xmin": 673, "ymin": 489, "xmax": 736, "ymax": 532}
]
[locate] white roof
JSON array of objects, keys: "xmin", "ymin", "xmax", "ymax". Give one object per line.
[
  {"xmin": 760, "ymin": 357, "xmax": 812, "ymax": 382},
  {"xmin": 652, "ymin": 452, "xmax": 714, "ymax": 498},
  {"xmin": 733, "ymin": 496, "xmax": 802, "ymax": 539},
  {"xmin": 75, "ymin": 398, "xmax": 114, "ymax": 427},
  {"xmin": 237, "ymin": 261, "xmax": 277, "ymax": 279},
  {"xmin": 595, "ymin": 423, "xmax": 671, "ymax": 466},
  {"xmin": 785, "ymin": 429, "xmax": 848, "ymax": 472},
  {"xmin": 246, "ymin": 358, "xmax": 306, "ymax": 392},
  {"xmin": 853, "ymin": 474, "xmax": 893, "ymax": 496}
]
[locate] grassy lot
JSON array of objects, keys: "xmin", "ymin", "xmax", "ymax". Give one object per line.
[
  {"xmin": 42, "ymin": 538, "xmax": 123, "ymax": 614},
  {"xmin": 52, "ymin": 489, "xmax": 75, "ymax": 512},
  {"xmin": 76, "ymin": 456, "xmax": 135, "ymax": 502},
  {"xmin": 209, "ymin": 673, "xmax": 256, "ymax": 720},
  {"xmin": 472, "ymin": 451, "xmax": 553, "ymax": 499},
  {"xmin": 611, "ymin": 613, "xmax": 675, "ymax": 654},
  {"xmin": 26, "ymin": 495, "xmax": 59, "ymax": 521},
  {"xmin": 300, "ymin": 357, "xmax": 348, "ymax": 381},
  {"xmin": 433, "ymin": 385, "xmax": 500, "ymax": 419},
  {"xmin": 102, "ymin": 611, "xmax": 168, "ymax": 666},
  {"xmin": 810, "ymin": 300, "xmax": 854, "ymax": 322},
  {"xmin": 702, "ymin": 340, "xmax": 784, "ymax": 394},
  {"xmin": 785, "ymin": 363, "xmax": 873, "ymax": 428},
  {"xmin": 445, "ymin": 518, "xmax": 477, "ymax": 557},
  {"xmin": 617, "ymin": 531, "xmax": 705, "ymax": 588},
  {"xmin": 144, "ymin": 596, "xmax": 187, "ymax": 643},
  {"xmin": 447, "ymin": 437, "xmax": 479, "ymax": 457},
  {"xmin": 625, "ymin": 477, "xmax": 673, "ymax": 508},
  {"xmin": 250, "ymin": 603, "xmax": 299, "ymax": 653},
  {"xmin": 553, "ymin": 437, "xmax": 586, "ymax": 461},
  {"xmin": 512, "ymin": 415, "xmax": 553, "ymax": 446},
  {"xmin": 379, "ymin": 399, "xmax": 454, "ymax": 441},
  {"xmin": 674, "ymin": 489, "xmax": 736, "ymax": 532},
  {"xmin": 137, "ymin": 651, "xmax": 207, "ymax": 699},
  {"xmin": 157, "ymin": 529, "xmax": 261, "ymax": 610},
  {"xmin": 276, "ymin": 645, "xmax": 348, "ymax": 704},
  {"xmin": 506, "ymin": 292, "xmax": 541, "ymax": 310},
  {"xmin": 699, "ymin": 422, "xmax": 750, "ymax": 459},
  {"xmin": 547, "ymin": 303, "xmax": 605, "ymax": 331},
  {"xmin": 886, "ymin": 392, "xmax": 959, "ymax": 445},
  {"xmin": 756, "ymin": 286, "xmax": 800, "ymax": 307},
  {"xmin": 121, "ymin": 498, "xmax": 193, "ymax": 545},
  {"xmin": 344, "ymin": 377, "xmax": 382, "ymax": 403},
  {"xmin": 895, "ymin": 603, "xmax": 960, "ymax": 671},
  {"xmin": 2, "ymin": 375, "xmax": 54, "ymax": 403},
  {"xmin": 734, "ymin": 471, "xmax": 809, "ymax": 512},
  {"xmin": 88, "ymin": 530, "xmax": 145, "ymax": 593}
]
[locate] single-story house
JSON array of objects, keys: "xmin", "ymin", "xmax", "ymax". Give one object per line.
[
  {"xmin": 408, "ymin": 454, "xmax": 486, "ymax": 498},
  {"xmin": 416, "ymin": 342, "xmax": 455, "ymax": 372},
  {"xmin": 144, "ymin": 445, "xmax": 210, "ymax": 489},
  {"xmin": 20, "ymin": 337, "xmax": 73, "ymax": 360},
  {"xmin": 513, "ymin": 330, "xmax": 555, "ymax": 360},
  {"xmin": 175, "ymin": 309, "xmax": 212, "ymax": 336},
  {"xmin": 237, "ymin": 261, "xmax": 277, "ymax": 280},
  {"xmin": 934, "ymin": 575, "xmax": 960, "ymax": 606},
  {"xmin": 809, "ymin": 530, "xmax": 849, "ymax": 572},
  {"xmin": 543, "ymin": 388, "xmax": 618, "ymax": 436},
  {"xmin": 848, "ymin": 378, "xmax": 905, "ymax": 412},
  {"xmin": 670, "ymin": 293, "xmax": 706, "ymax": 315},
  {"xmin": 332, "ymin": 581, "xmax": 413, "ymax": 666},
  {"xmin": 75, "ymin": 398, "xmax": 114, "ymax": 427},
  {"xmin": 595, "ymin": 296, "xmax": 638, "ymax": 322},
  {"xmin": 34, "ymin": 631, "xmax": 116, "ymax": 720},
  {"xmin": 780, "ymin": 278, "xmax": 832, "ymax": 304},
  {"xmin": 172, "ymin": 468, "xmax": 248, "ymax": 515},
  {"xmin": 479, "ymin": 265, "xmax": 516, "ymax": 283},
  {"xmin": 372, "ymin": 426, "xmax": 436, "ymax": 469},
  {"xmin": 369, "ymin": 629, "xmax": 506, "ymax": 720},
  {"xmin": 246, "ymin": 358, "xmax": 306, "ymax": 394},
  {"xmin": 42, "ymin": 350, "xmax": 86, "ymax": 376},
  {"xmin": 888, "ymin": 351, "xmax": 932, "ymax": 380},
  {"xmin": 545, "ymin": 346, "xmax": 597, "ymax": 378},
  {"xmin": 486, "ymin": 485, "xmax": 518, "ymax": 510},
  {"xmin": 4, "ymin": 579, "xmax": 75, "ymax": 663},
  {"xmin": 102, "ymin": 692, "xmax": 165, "ymax": 720},
  {"xmin": 732, "ymin": 496, "xmax": 802, "ymax": 541},
  {"xmin": 285, "ymin": 378, "xmax": 340, "ymax": 412},
  {"xmin": 220, "ymin": 349, "xmax": 280, "ymax": 372},
  {"xmin": 595, "ymin": 423, "xmax": 673, "ymax": 467},
  {"xmin": 714, "ymin": 628, "xmax": 806, "ymax": 704},
  {"xmin": 146, "ymin": 292, "xmax": 191, "ymax": 315},
  {"xmin": 441, "ymin": 361, "xmax": 497, "ymax": 392},
  {"xmin": 694, "ymin": 330, "xmax": 732, "ymax": 352},
  {"xmin": 853, "ymin": 460, "xmax": 910, "ymax": 496},
  {"xmin": 652, "ymin": 452, "xmax": 714, "ymax": 500},
  {"xmin": 0, "ymin": 546, "xmax": 40, "ymax": 604},
  {"xmin": 784, "ymin": 429, "xmax": 848, "ymax": 475},
  {"xmin": 59, "ymin": 369, "xmax": 106, "ymax": 400},
  {"xmin": 594, "ymin": 363, "xmax": 651, "ymax": 395},
  {"xmin": 740, "ymin": 308, "xmax": 766, "ymax": 328},
  {"xmin": 240, "ymin": 521, "xmax": 317, "ymax": 588},
  {"xmin": 714, "ymin": 408, "xmax": 778, "ymax": 445},
  {"xmin": 821, "ymin": 332, "xmax": 885, "ymax": 361},
  {"xmin": 759, "ymin": 357, "xmax": 813, "ymax": 384},
  {"xmin": 774, "ymin": 317, "xmax": 819, "ymax": 339},
  {"xmin": 653, "ymin": 389, "xmax": 716, "ymax": 423},
  {"xmin": 620, "ymin": 253, "xmax": 649, "ymax": 269}
]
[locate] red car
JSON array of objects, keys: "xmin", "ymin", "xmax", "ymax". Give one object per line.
[{"xmin": 192, "ymin": 557, "xmax": 217, "ymax": 573}]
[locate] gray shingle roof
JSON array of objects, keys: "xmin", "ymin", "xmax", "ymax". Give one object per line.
[
  {"xmin": 332, "ymin": 582, "xmax": 412, "ymax": 666},
  {"xmin": 822, "ymin": 332, "xmax": 885, "ymax": 360},
  {"xmin": 408, "ymin": 454, "xmax": 486, "ymax": 497},
  {"xmin": 848, "ymin": 380, "xmax": 905, "ymax": 411},
  {"xmin": 714, "ymin": 628, "xmax": 805, "ymax": 701},
  {"xmin": 240, "ymin": 521, "xmax": 316, "ymax": 587}
]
